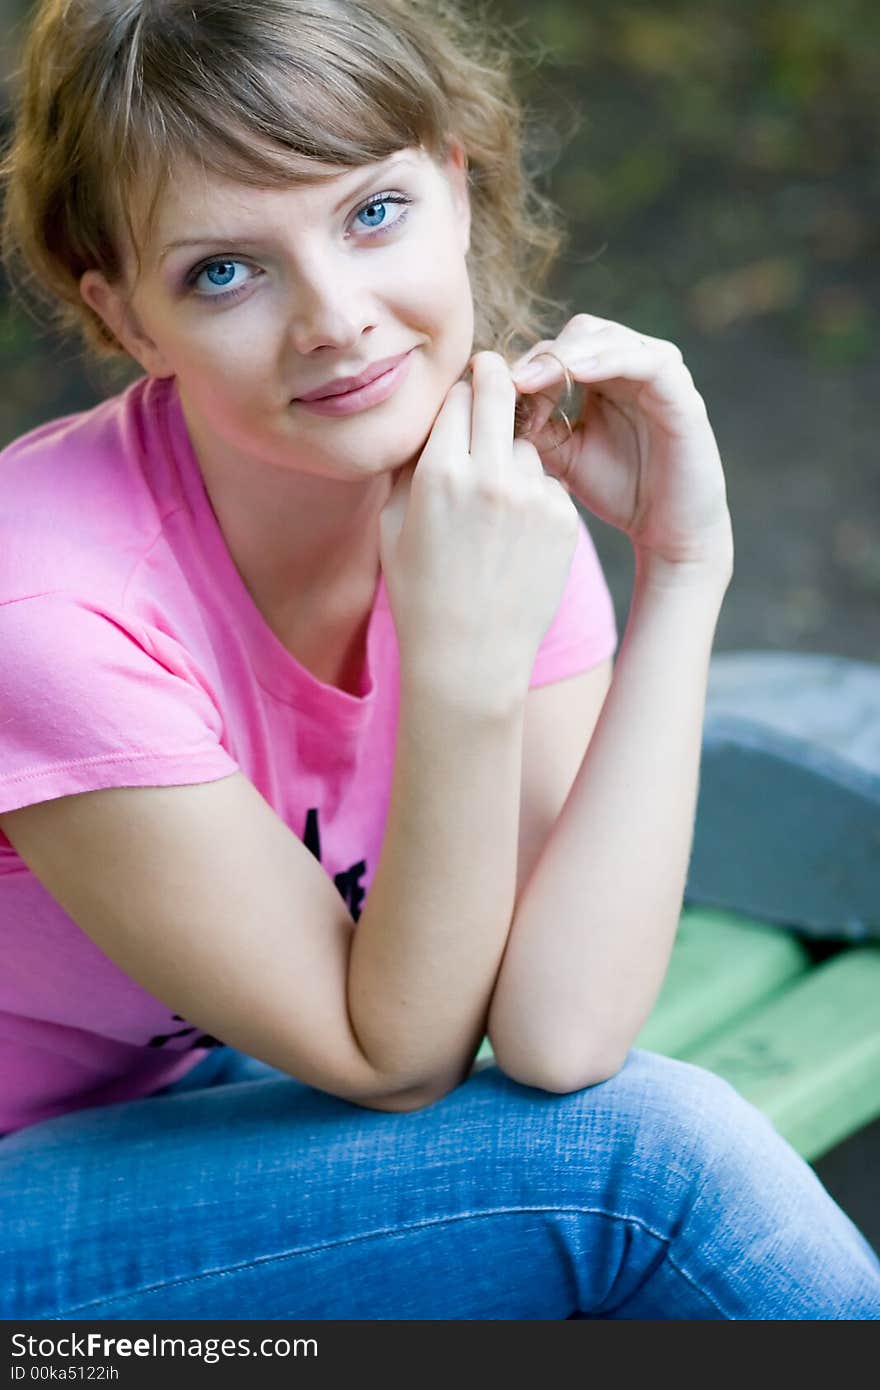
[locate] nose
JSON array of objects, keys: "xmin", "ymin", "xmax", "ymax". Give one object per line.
[{"xmin": 284, "ymin": 252, "xmax": 376, "ymax": 356}]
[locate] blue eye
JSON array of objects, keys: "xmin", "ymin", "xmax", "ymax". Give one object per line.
[
  {"xmin": 358, "ymin": 202, "xmax": 387, "ymax": 229},
  {"xmin": 198, "ymin": 261, "xmax": 248, "ymax": 293},
  {"xmin": 355, "ymin": 193, "xmax": 411, "ymax": 231},
  {"xmin": 352, "ymin": 187, "xmax": 414, "ymax": 235},
  {"xmin": 185, "ymin": 259, "xmax": 255, "ymax": 302},
  {"xmin": 185, "ymin": 190, "xmax": 414, "ymax": 305}
]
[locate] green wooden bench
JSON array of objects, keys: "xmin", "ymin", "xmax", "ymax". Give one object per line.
[
  {"xmin": 475, "ymin": 651, "xmax": 880, "ymax": 1164},
  {"xmin": 474, "ymin": 905, "xmax": 880, "ymax": 1162},
  {"xmin": 615, "ymin": 905, "xmax": 879, "ymax": 1162}
]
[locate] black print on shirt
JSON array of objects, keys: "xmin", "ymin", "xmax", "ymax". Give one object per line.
[
  {"xmin": 303, "ymin": 805, "xmax": 367, "ymax": 923},
  {"xmin": 147, "ymin": 1015, "xmax": 224, "ymax": 1050},
  {"xmin": 147, "ymin": 808, "xmax": 367, "ymax": 1049}
]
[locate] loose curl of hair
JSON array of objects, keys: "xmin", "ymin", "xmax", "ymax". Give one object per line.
[{"xmin": 1, "ymin": 0, "xmax": 575, "ymax": 429}]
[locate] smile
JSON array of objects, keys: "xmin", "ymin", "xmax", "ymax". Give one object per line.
[{"xmin": 293, "ymin": 350, "xmax": 414, "ymax": 417}]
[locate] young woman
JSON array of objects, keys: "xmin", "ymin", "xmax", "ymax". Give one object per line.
[{"xmin": 1, "ymin": 0, "xmax": 877, "ymax": 1320}]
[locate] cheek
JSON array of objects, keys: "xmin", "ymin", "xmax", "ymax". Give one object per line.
[
  {"xmin": 397, "ymin": 226, "xmax": 471, "ymax": 310},
  {"xmin": 431, "ymin": 266, "xmax": 474, "ymax": 364},
  {"xmin": 180, "ymin": 321, "xmax": 280, "ymax": 393},
  {"xmin": 401, "ymin": 262, "xmax": 474, "ymax": 369}
]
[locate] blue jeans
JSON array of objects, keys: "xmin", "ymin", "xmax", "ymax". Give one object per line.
[{"xmin": 2, "ymin": 1046, "xmax": 879, "ymax": 1319}]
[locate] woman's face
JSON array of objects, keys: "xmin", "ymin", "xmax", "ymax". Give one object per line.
[{"xmin": 81, "ymin": 141, "xmax": 474, "ymax": 482}]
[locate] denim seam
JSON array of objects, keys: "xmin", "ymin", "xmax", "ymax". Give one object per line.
[{"xmin": 46, "ymin": 1203, "xmax": 729, "ymax": 1320}]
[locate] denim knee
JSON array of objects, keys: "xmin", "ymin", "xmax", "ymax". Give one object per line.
[
  {"xmin": 587, "ymin": 1049, "xmax": 880, "ymax": 1265},
  {"xmin": 464, "ymin": 1046, "xmax": 776, "ymax": 1211},
  {"xmin": 484, "ymin": 1044, "xmax": 812, "ymax": 1231},
  {"xmin": 615, "ymin": 1047, "xmax": 770, "ymax": 1140},
  {"xmin": 589, "ymin": 1046, "xmax": 790, "ymax": 1178}
]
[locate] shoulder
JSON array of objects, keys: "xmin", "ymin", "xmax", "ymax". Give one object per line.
[{"xmin": 0, "ymin": 377, "xmax": 170, "ymax": 605}]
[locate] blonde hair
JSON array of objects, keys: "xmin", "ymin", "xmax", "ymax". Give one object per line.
[{"xmin": 1, "ymin": 0, "xmax": 573, "ymax": 382}]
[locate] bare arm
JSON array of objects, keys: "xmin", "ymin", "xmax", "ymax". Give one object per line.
[
  {"xmin": 347, "ymin": 351, "xmax": 581, "ymax": 1100},
  {"xmin": 0, "ymin": 674, "xmax": 525, "ymax": 1119},
  {"xmin": 486, "ymin": 552, "xmax": 732, "ymax": 1092},
  {"xmin": 348, "ymin": 673, "xmax": 526, "ymax": 1097}
]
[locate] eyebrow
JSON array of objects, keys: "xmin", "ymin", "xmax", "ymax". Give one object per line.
[{"xmin": 156, "ymin": 153, "xmax": 419, "ymax": 265}]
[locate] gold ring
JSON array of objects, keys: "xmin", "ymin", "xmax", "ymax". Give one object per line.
[
  {"xmin": 532, "ymin": 352, "xmax": 575, "ymax": 449},
  {"xmin": 533, "ymin": 350, "xmax": 575, "ymax": 403},
  {"xmin": 548, "ymin": 409, "xmax": 573, "ymax": 451}
]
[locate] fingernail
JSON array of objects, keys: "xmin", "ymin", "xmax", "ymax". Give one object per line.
[{"xmin": 512, "ymin": 360, "xmax": 550, "ymax": 385}]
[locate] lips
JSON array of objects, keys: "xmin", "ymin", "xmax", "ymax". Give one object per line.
[{"xmin": 295, "ymin": 350, "xmax": 412, "ymax": 401}]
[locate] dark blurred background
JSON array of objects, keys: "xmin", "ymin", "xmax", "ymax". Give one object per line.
[{"xmin": 2, "ymin": 0, "xmax": 878, "ymax": 1252}]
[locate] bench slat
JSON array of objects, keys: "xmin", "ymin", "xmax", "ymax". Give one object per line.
[
  {"xmin": 634, "ymin": 906, "xmax": 811, "ymax": 1056},
  {"xmin": 682, "ymin": 947, "xmax": 880, "ymax": 1161}
]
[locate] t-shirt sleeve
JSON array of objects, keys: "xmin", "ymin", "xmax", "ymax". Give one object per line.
[
  {"xmin": 0, "ymin": 593, "xmax": 239, "ymax": 834},
  {"xmin": 529, "ymin": 511, "xmax": 619, "ymax": 689}
]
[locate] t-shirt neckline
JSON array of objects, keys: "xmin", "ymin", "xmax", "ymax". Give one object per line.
[{"xmin": 158, "ymin": 375, "xmax": 386, "ymax": 718}]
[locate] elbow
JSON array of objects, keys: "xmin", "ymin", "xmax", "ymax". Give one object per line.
[
  {"xmin": 352, "ymin": 1079, "xmax": 451, "ymax": 1113},
  {"xmin": 495, "ymin": 1045, "xmax": 627, "ymax": 1095},
  {"xmin": 359, "ymin": 1058, "xmax": 477, "ymax": 1114},
  {"xmin": 488, "ymin": 1002, "xmax": 629, "ymax": 1095}
]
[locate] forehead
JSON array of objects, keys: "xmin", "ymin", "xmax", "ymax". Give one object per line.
[{"xmin": 140, "ymin": 148, "xmax": 432, "ymax": 261}]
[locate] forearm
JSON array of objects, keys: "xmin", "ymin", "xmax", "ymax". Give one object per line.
[
  {"xmin": 487, "ymin": 552, "xmax": 731, "ymax": 1092},
  {"xmin": 348, "ymin": 673, "xmax": 526, "ymax": 1098}
]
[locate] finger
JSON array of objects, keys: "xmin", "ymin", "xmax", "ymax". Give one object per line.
[
  {"xmin": 513, "ymin": 315, "xmax": 674, "ymax": 385},
  {"xmin": 512, "ymin": 320, "xmax": 669, "ymax": 390},
  {"xmin": 518, "ymin": 379, "xmax": 568, "ymax": 440},
  {"xmin": 515, "ymin": 333, "xmax": 695, "ymax": 413},
  {"xmin": 469, "ymin": 350, "xmax": 516, "ymax": 477},
  {"xmin": 510, "ymin": 434, "xmax": 550, "ymax": 481},
  {"xmin": 561, "ymin": 345, "xmax": 704, "ymax": 418},
  {"xmin": 511, "ymin": 329, "xmax": 622, "ymax": 390},
  {"xmin": 378, "ymin": 461, "xmax": 416, "ymax": 552},
  {"xmin": 419, "ymin": 378, "xmax": 473, "ymax": 473},
  {"xmin": 537, "ymin": 313, "xmax": 671, "ymax": 355},
  {"xmin": 509, "ymin": 338, "xmax": 563, "ymax": 391}
]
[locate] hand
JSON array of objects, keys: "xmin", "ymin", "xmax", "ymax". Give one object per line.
[
  {"xmin": 380, "ymin": 352, "xmax": 581, "ymax": 707},
  {"xmin": 510, "ymin": 313, "xmax": 734, "ymax": 576}
]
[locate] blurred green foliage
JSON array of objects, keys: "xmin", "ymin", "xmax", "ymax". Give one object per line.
[{"xmin": 488, "ymin": 0, "xmax": 878, "ymax": 360}]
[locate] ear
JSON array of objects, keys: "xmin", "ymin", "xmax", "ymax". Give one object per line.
[
  {"xmin": 79, "ymin": 269, "xmax": 175, "ymax": 379},
  {"xmin": 442, "ymin": 135, "xmax": 471, "ymax": 257}
]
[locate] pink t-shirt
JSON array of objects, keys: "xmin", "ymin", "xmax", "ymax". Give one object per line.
[{"xmin": 0, "ymin": 373, "xmax": 618, "ymax": 1136}]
